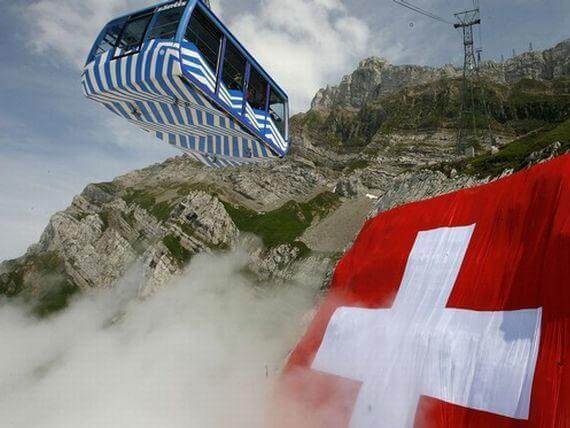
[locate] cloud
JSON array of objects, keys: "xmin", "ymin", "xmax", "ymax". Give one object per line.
[
  {"xmin": 94, "ymin": 114, "xmax": 179, "ymax": 155},
  {"xmin": 24, "ymin": 0, "xmax": 157, "ymax": 69},
  {"xmin": 366, "ymin": 0, "xmax": 462, "ymax": 66},
  {"xmin": 0, "ymin": 249, "xmax": 322, "ymax": 427},
  {"xmin": 23, "ymin": 0, "xmax": 373, "ymax": 111},
  {"xmin": 224, "ymin": 0, "xmax": 372, "ymax": 111}
]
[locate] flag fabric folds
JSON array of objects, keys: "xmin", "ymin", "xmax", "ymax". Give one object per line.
[{"xmin": 277, "ymin": 155, "xmax": 570, "ymax": 428}]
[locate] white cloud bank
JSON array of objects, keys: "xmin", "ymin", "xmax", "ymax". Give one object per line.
[
  {"xmin": 24, "ymin": 0, "xmax": 372, "ymax": 111},
  {"xmin": 25, "ymin": 0, "xmax": 156, "ymax": 69},
  {"xmin": 224, "ymin": 0, "xmax": 372, "ymax": 110},
  {"xmin": 0, "ymin": 249, "xmax": 321, "ymax": 427}
]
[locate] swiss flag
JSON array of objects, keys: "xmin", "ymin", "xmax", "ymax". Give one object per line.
[{"xmin": 274, "ymin": 155, "xmax": 570, "ymax": 427}]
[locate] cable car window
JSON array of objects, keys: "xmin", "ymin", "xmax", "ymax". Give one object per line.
[
  {"xmin": 269, "ymin": 88, "xmax": 286, "ymax": 136},
  {"xmin": 147, "ymin": 5, "xmax": 186, "ymax": 40},
  {"xmin": 222, "ymin": 41, "xmax": 246, "ymax": 91},
  {"xmin": 185, "ymin": 7, "xmax": 222, "ymax": 73},
  {"xmin": 90, "ymin": 19, "xmax": 126, "ymax": 61},
  {"xmin": 116, "ymin": 13, "xmax": 153, "ymax": 55},
  {"xmin": 247, "ymin": 68, "xmax": 268, "ymax": 111}
]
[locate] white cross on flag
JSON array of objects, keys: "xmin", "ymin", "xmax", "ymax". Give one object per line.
[{"xmin": 276, "ymin": 155, "xmax": 570, "ymax": 428}]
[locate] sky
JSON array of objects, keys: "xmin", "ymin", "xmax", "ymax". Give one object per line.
[{"xmin": 0, "ymin": 0, "xmax": 568, "ymax": 260}]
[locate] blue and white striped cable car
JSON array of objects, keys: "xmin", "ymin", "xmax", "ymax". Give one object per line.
[{"xmin": 82, "ymin": 0, "xmax": 290, "ymax": 168}]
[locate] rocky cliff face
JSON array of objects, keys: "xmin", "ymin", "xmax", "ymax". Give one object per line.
[
  {"xmin": 503, "ymin": 39, "xmax": 570, "ymax": 83},
  {"xmin": 311, "ymin": 57, "xmax": 459, "ymax": 111},
  {"xmin": 311, "ymin": 39, "xmax": 570, "ymax": 112},
  {"xmin": 1, "ymin": 40, "xmax": 568, "ymax": 317},
  {"xmin": 299, "ymin": 39, "xmax": 570, "ymax": 156},
  {"xmin": 4, "ymin": 119, "xmax": 567, "ymax": 317}
]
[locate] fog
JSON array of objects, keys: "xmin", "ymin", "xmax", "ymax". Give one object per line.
[{"xmin": 0, "ymin": 249, "xmax": 321, "ymax": 428}]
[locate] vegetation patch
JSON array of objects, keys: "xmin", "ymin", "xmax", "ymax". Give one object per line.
[
  {"xmin": 443, "ymin": 119, "xmax": 570, "ymax": 178},
  {"xmin": 123, "ymin": 189, "xmax": 156, "ymax": 211},
  {"xmin": 99, "ymin": 210, "xmax": 111, "ymax": 229},
  {"xmin": 294, "ymin": 77, "xmax": 570, "ymax": 152},
  {"xmin": 151, "ymin": 201, "xmax": 174, "ymax": 222},
  {"xmin": 123, "ymin": 189, "xmax": 176, "ymax": 222},
  {"xmin": 32, "ymin": 280, "xmax": 79, "ymax": 319},
  {"xmin": 345, "ymin": 158, "xmax": 370, "ymax": 172},
  {"xmin": 292, "ymin": 111, "xmax": 345, "ymax": 147},
  {"xmin": 291, "ymin": 241, "xmax": 311, "ymax": 259},
  {"xmin": 179, "ymin": 222, "xmax": 196, "ymax": 238},
  {"xmin": 162, "ymin": 234, "xmax": 193, "ymax": 267},
  {"xmin": 174, "ymin": 182, "xmax": 220, "ymax": 197},
  {"xmin": 95, "ymin": 181, "xmax": 118, "ymax": 194},
  {"xmin": 1, "ymin": 253, "xmax": 80, "ymax": 318},
  {"xmin": 552, "ymin": 78, "xmax": 570, "ymax": 95},
  {"xmin": 298, "ymin": 110, "xmax": 327, "ymax": 128},
  {"xmin": 0, "ymin": 264, "xmax": 25, "ymax": 297},
  {"xmin": 223, "ymin": 192, "xmax": 340, "ymax": 249}
]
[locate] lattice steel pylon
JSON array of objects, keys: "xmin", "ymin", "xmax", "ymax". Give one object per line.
[
  {"xmin": 391, "ymin": 0, "xmax": 494, "ymax": 155},
  {"xmin": 454, "ymin": 8, "xmax": 482, "ymax": 155}
]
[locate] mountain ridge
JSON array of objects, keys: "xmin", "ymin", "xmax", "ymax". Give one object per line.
[
  {"xmin": 1, "ymin": 38, "xmax": 569, "ymax": 318},
  {"xmin": 311, "ymin": 39, "xmax": 570, "ymax": 112}
]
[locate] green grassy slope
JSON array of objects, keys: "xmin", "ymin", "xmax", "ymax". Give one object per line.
[
  {"xmin": 293, "ymin": 77, "xmax": 570, "ymax": 151},
  {"xmin": 441, "ymin": 119, "xmax": 570, "ymax": 178}
]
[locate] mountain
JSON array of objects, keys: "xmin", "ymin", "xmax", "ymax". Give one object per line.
[
  {"xmin": 301, "ymin": 39, "xmax": 570, "ymax": 152},
  {"xmin": 499, "ymin": 39, "xmax": 570, "ymax": 83},
  {"xmin": 1, "ymin": 40, "xmax": 569, "ymax": 318},
  {"xmin": 310, "ymin": 57, "xmax": 459, "ymax": 112},
  {"xmin": 311, "ymin": 39, "xmax": 570, "ymax": 112}
]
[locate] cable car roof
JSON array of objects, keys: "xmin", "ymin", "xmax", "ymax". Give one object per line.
[{"xmin": 97, "ymin": 0, "xmax": 288, "ymax": 101}]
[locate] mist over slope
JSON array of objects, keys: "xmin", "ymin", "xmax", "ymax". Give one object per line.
[
  {"xmin": 0, "ymin": 37, "xmax": 568, "ymax": 428},
  {"xmin": 0, "ymin": 249, "xmax": 320, "ymax": 428}
]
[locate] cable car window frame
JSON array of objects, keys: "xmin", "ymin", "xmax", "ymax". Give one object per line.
[
  {"xmin": 219, "ymin": 38, "xmax": 247, "ymax": 94},
  {"xmin": 245, "ymin": 66, "xmax": 269, "ymax": 112},
  {"xmin": 88, "ymin": 1, "xmax": 289, "ymax": 105},
  {"xmin": 87, "ymin": 18, "xmax": 127, "ymax": 63},
  {"xmin": 184, "ymin": 5, "xmax": 223, "ymax": 77},
  {"xmin": 179, "ymin": 1, "xmax": 291, "ymax": 145},
  {"xmin": 113, "ymin": 11, "xmax": 155, "ymax": 59},
  {"xmin": 268, "ymin": 87, "xmax": 287, "ymax": 138},
  {"xmin": 146, "ymin": 4, "xmax": 187, "ymax": 41},
  {"xmin": 180, "ymin": 2, "xmax": 289, "ymax": 106}
]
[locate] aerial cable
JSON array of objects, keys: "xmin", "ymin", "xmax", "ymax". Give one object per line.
[
  {"xmin": 393, "ymin": 0, "xmax": 452, "ymax": 24},
  {"xmin": 392, "ymin": 0, "xmax": 454, "ymax": 25}
]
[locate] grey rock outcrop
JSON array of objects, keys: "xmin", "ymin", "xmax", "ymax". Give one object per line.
[
  {"xmin": 170, "ymin": 191, "xmax": 238, "ymax": 249},
  {"xmin": 311, "ymin": 39, "xmax": 570, "ymax": 112},
  {"xmin": 311, "ymin": 57, "xmax": 460, "ymax": 111},
  {"xmin": 500, "ymin": 39, "xmax": 570, "ymax": 83},
  {"xmin": 373, "ymin": 170, "xmax": 482, "ymax": 216}
]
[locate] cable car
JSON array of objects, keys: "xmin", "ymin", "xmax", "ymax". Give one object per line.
[{"xmin": 82, "ymin": 0, "xmax": 290, "ymax": 168}]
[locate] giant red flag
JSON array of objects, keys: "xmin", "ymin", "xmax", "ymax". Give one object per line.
[{"xmin": 275, "ymin": 155, "xmax": 570, "ymax": 427}]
